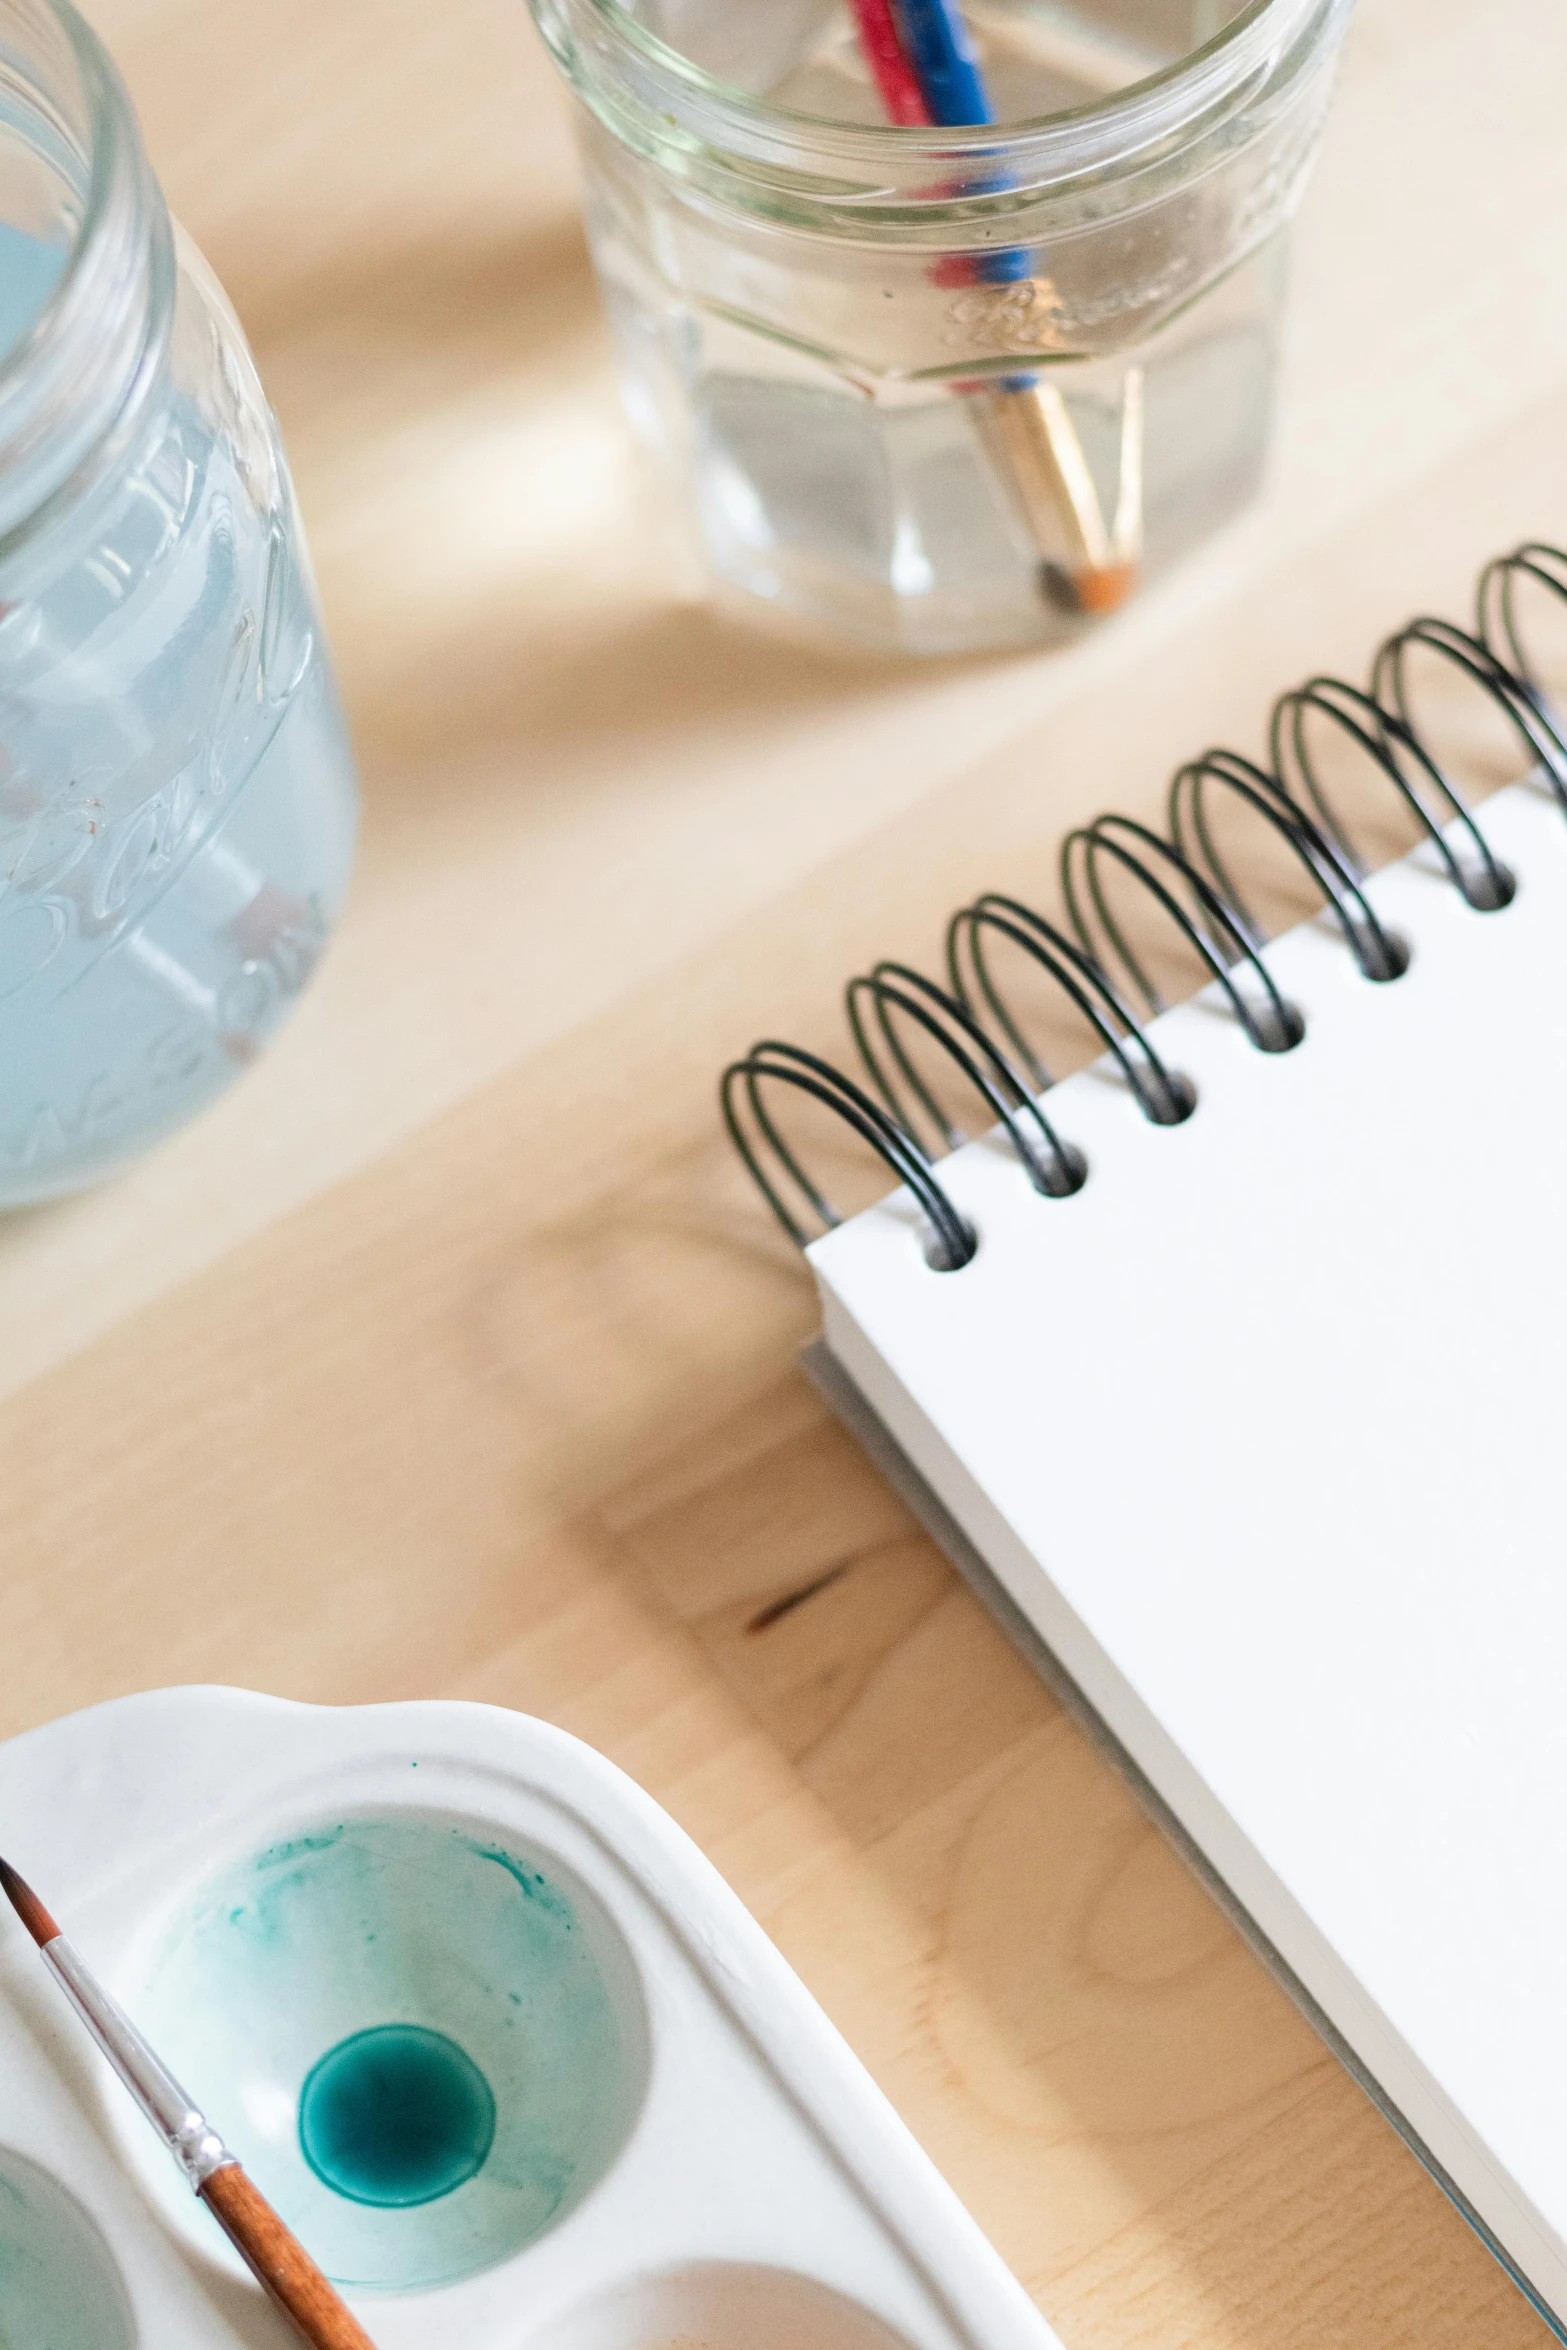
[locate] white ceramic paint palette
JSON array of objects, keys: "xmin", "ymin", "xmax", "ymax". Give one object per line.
[{"xmin": 0, "ymin": 1687, "xmax": 1064, "ymax": 2350}]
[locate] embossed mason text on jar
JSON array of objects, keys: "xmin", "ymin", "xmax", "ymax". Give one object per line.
[
  {"xmin": 529, "ymin": 0, "xmax": 1353, "ymax": 656},
  {"xmin": 0, "ymin": 0, "xmax": 358, "ymax": 1204}
]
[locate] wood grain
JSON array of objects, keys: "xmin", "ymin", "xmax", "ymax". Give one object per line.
[
  {"xmin": 4, "ymin": 0, "xmax": 1564, "ymax": 2345},
  {"xmin": 200, "ymin": 2167, "xmax": 377, "ymax": 2350}
]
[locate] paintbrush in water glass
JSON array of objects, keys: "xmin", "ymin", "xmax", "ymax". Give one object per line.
[
  {"xmin": 852, "ymin": 0, "xmax": 1142, "ymax": 613},
  {"xmin": 0, "ymin": 1855, "xmax": 378, "ymax": 2350}
]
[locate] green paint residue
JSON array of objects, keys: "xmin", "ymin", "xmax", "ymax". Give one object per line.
[
  {"xmin": 254, "ymin": 1828, "xmax": 350, "ymax": 1868},
  {"xmin": 465, "ymin": 1837, "xmax": 576, "ymax": 1924},
  {"xmin": 300, "ymin": 2025, "xmax": 496, "ymax": 2208}
]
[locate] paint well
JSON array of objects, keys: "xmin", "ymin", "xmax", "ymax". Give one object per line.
[
  {"xmin": 132, "ymin": 1812, "xmax": 648, "ymax": 2290},
  {"xmin": 300, "ymin": 2024, "xmax": 497, "ymax": 2207},
  {"xmin": 0, "ymin": 2149, "xmax": 135, "ymax": 2350},
  {"xmin": 538, "ymin": 2261, "xmax": 925, "ymax": 2350}
]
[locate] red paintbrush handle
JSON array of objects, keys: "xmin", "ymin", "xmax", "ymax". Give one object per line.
[
  {"xmin": 848, "ymin": 0, "xmax": 932, "ymax": 124},
  {"xmin": 199, "ymin": 2166, "xmax": 377, "ymax": 2350}
]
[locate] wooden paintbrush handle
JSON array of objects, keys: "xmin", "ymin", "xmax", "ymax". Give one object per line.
[{"xmin": 200, "ymin": 2164, "xmax": 378, "ymax": 2349}]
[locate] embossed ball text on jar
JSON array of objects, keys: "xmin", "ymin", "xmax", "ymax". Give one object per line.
[
  {"xmin": 0, "ymin": 0, "xmax": 359, "ymax": 1204},
  {"xmin": 530, "ymin": 0, "xmax": 1353, "ymax": 655}
]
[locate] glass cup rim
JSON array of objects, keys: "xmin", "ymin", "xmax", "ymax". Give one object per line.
[{"xmin": 555, "ymin": 0, "xmax": 1337, "ymax": 174}]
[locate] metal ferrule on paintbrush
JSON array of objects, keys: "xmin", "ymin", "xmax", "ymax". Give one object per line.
[
  {"xmin": 0, "ymin": 1856, "xmax": 377, "ymax": 2350},
  {"xmin": 38, "ymin": 1927, "xmax": 237, "ymax": 2190},
  {"xmin": 0, "ymin": 1856, "xmax": 231, "ymax": 2190}
]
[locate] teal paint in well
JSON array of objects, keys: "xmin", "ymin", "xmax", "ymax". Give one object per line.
[
  {"xmin": 300, "ymin": 2024, "xmax": 497, "ymax": 2207},
  {"xmin": 0, "ymin": 2149, "xmax": 135, "ymax": 2350},
  {"xmin": 133, "ymin": 1814, "xmax": 648, "ymax": 2291}
]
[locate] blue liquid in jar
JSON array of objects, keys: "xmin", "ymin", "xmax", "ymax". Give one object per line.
[
  {"xmin": 0, "ymin": 226, "xmax": 358, "ymax": 1203},
  {"xmin": 299, "ymin": 2025, "xmax": 498, "ymax": 2209},
  {"xmin": 0, "ymin": 223, "xmax": 66, "ymax": 353}
]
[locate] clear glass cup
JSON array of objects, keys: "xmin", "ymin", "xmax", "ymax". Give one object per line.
[
  {"xmin": 530, "ymin": 0, "xmax": 1353, "ymax": 655},
  {"xmin": 0, "ymin": 0, "xmax": 359, "ymax": 1206}
]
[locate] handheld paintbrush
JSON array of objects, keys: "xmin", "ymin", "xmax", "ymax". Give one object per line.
[{"xmin": 0, "ymin": 1856, "xmax": 378, "ymax": 2350}]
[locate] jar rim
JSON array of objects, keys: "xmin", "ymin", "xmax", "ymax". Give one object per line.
[
  {"xmin": 0, "ymin": 1, "xmax": 125, "ymax": 400},
  {"xmin": 0, "ymin": 0, "xmax": 168, "ymax": 549},
  {"xmin": 554, "ymin": 0, "xmax": 1337, "ymax": 178}
]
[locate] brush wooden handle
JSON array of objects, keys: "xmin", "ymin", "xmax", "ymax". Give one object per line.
[{"xmin": 200, "ymin": 2164, "xmax": 377, "ymax": 2349}]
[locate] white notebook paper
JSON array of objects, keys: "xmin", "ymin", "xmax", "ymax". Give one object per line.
[{"xmin": 807, "ymin": 768, "xmax": 1567, "ymax": 2336}]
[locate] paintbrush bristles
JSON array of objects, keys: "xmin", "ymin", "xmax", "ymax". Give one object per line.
[{"xmin": 0, "ymin": 1856, "xmax": 61, "ymax": 1947}]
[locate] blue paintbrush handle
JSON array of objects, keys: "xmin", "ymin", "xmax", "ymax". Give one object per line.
[
  {"xmin": 893, "ymin": 0, "xmax": 995, "ymax": 125},
  {"xmin": 892, "ymin": 0, "xmax": 1031, "ymax": 284}
]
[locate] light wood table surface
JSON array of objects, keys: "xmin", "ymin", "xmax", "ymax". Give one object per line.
[{"xmin": 5, "ymin": 1, "xmax": 1564, "ymax": 2344}]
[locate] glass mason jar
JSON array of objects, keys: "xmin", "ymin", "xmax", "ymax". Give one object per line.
[
  {"xmin": 530, "ymin": 0, "xmax": 1353, "ymax": 655},
  {"xmin": 0, "ymin": 0, "xmax": 358, "ymax": 1206}
]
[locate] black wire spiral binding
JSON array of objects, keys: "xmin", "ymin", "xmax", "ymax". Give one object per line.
[
  {"xmin": 846, "ymin": 962, "xmax": 1087, "ymax": 1200},
  {"xmin": 946, "ymin": 893, "xmax": 1196, "ymax": 1126},
  {"xmin": 722, "ymin": 540, "xmax": 1567, "ymax": 1269},
  {"xmin": 1060, "ymin": 811, "xmax": 1307, "ymax": 1054},
  {"xmin": 1477, "ymin": 544, "xmax": 1567, "ymax": 781},
  {"xmin": 721, "ymin": 1041, "xmax": 977, "ymax": 1270},
  {"xmin": 1168, "ymin": 748, "xmax": 1411, "ymax": 984},
  {"xmin": 1271, "ymin": 673, "xmax": 1517, "ymax": 913}
]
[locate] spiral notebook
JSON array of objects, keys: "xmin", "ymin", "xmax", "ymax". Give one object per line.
[{"xmin": 732, "ymin": 549, "xmax": 1567, "ymax": 2338}]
